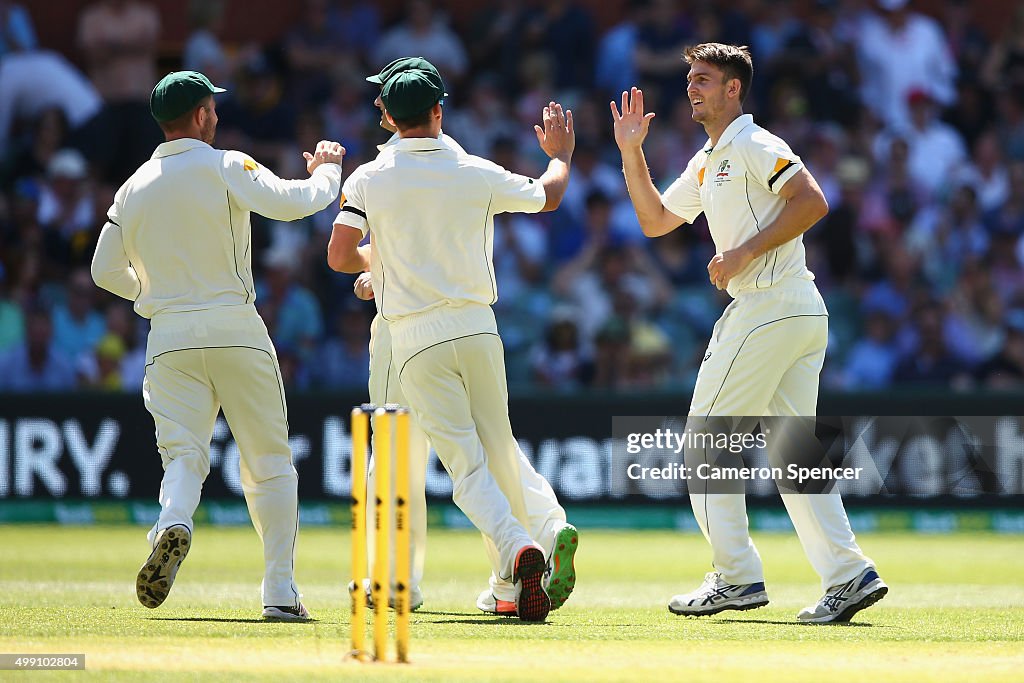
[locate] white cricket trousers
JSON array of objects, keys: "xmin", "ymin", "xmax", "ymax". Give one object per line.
[
  {"xmin": 390, "ymin": 304, "xmax": 565, "ymax": 588},
  {"xmin": 365, "ymin": 313, "xmax": 429, "ymax": 592},
  {"xmin": 688, "ymin": 278, "xmax": 872, "ymax": 590},
  {"xmin": 142, "ymin": 305, "xmax": 301, "ymax": 607}
]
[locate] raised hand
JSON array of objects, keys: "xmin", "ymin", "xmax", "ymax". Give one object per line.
[
  {"xmin": 610, "ymin": 87, "xmax": 656, "ymax": 152},
  {"xmin": 303, "ymin": 140, "xmax": 346, "ymax": 175},
  {"xmin": 534, "ymin": 101, "xmax": 575, "ymax": 161}
]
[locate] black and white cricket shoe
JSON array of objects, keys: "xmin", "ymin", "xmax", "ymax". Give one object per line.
[
  {"xmin": 136, "ymin": 524, "xmax": 191, "ymax": 609},
  {"xmin": 262, "ymin": 603, "xmax": 312, "ymax": 621},
  {"xmin": 797, "ymin": 566, "xmax": 888, "ymax": 623},
  {"xmin": 668, "ymin": 571, "xmax": 769, "ymax": 616}
]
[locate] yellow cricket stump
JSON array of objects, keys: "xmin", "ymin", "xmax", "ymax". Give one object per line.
[
  {"xmin": 372, "ymin": 407, "xmax": 391, "ymax": 661},
  {"xmin": 394, "ymin": 410, "xmax": 411, "ymax": 663},
  {"xmin": 349, "ymin": 407, "xmax": 369, "ymax": 661},
  {"xmin": 349, "ymin": 404, "xmax": 412, "ymax": 664}
]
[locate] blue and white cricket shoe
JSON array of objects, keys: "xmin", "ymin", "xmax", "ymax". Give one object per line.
[
  {"xmin": 668, "ymin": 571, "xmax": 769, "ymax": 616},
  {"xmin": 797, "ymin": 566, "xmax": 888, "ymax": 623}
]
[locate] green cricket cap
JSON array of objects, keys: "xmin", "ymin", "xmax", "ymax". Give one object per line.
[
  {"xmin": 367, "ymin": 56, "xmax": 439, "ymax": 85},
  {"xmin": 381, "ymin": 68, "xmax": 446, "ymax": 120},
  {"xmin": 150, "ymin": 71, "xmax": 226, "ymax": 123}
]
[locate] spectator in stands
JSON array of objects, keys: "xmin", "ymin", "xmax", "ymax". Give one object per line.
[
  {"xmin": 976, "ymin": 312, "xmax": 1024, "ymax": 389},
  {"xmin": 944, "ymin": 262, "xmax": 1005, "ymax": 367},
  {"xmin": 0, "ymin": 17, "xmax": 100, "ymax": 158},
  {"xmin": 521, "ymin": 0, "xmax": 595, "ymax": 91},
  {"xmin": 334, "ymin": 0, "xmax": 381, "ymax": 59},
  {"xmin": 899, "ymin": 90, "xmax": 967, "ymax": 200},
  {"xmin": 466, "ymin": 0, "xmax": 529, "ymax": 92},
  {"xmin": 256, "ymin": 246, "xmax": 323, "ymax": 366},
  {"xmin": 183, "ymin": 0, "xmax": 256, "ymax": 90},
  {"xmin": 553, "ymin": 244, "xmax": 670, "ymax": 345},
  {"xmin": 215, "ymin": 53, "xmax": 298, "ymax": 171},
  {"xmin": 321, "ymin": 72, "xmax": 374, "ymax": 163},
  {"xmin": 76, "ymin": 0, "xmax": 162, "ymax": 183},
  {"xmin": 285, "ymin": 0, "xmax": 349, "ymax": 105},
  {"xmin": 317, "ymin": 302, "xmax": 371, "ymax": 389},
  {"xmin": 591, "ymin": 315, "xmax": 631, "ymax": 389},
  {"xmin": 634, "ymin": 0, "xmax": 691, "ymax": 109},
  {"xmin": 558, "ymin": 140, "xmax": 625, "ymax": 227},
  {"xmin": 594, "ymin": 0, "xmax": 647, "ymax": 97},
  {"xmin": 373, "ymin": 0, "xmax": 467, "ymax": 81},
  {"xmin": 492, "ymin": 209, "xmax": 547, "ymax": 305},
  {"xmin": 530, "ymin": 308, "xmax": 593, "ymax": 388},
  {"xmin": 0, "ymin": 307, "xmax": 76, "ymax": 391},
  {"xmin": 955, "ymin": 132, "xmax": 1010, "ymax": 214},
  {"xmin": 940, "ymin": 0, "xmax": 989, "ymax": 76},
  {"xmin": 101, "ymin": 300, "xmax": 145, "ymax": 390},
  {"xmin": 893, "ymin": 301, "xmax": 968, "ymax": 385},
  {"xmin": 981, "ymin": 4, "xmax": 1024, "ymax": 90},
  {"xmin": 441, "ymin": 75, "xmax": 516, "ymax": 157},
  {"xmin": 84, "ymin": 332, "xmax": 126, "ymax": 390},
  {"xmin": 1, "ymin": 107, "xmax": 68, "ymax": 187},
  {"xmin": 855, "ymin": 0, "xmax": 957, "ymax": 129},
  {"xmin": 905, "ymin": 185, "xmax": 987, "ymax": 291},
  {"xmin": 37, "ymin": 149, "xmax": 93, "ymax": 241},
  {"xmin": 837, "ymin": 307, "xmax": 901, "ymax": 389},
  {"xmin": 644, "ymin": 225, "xmax": 711, "ymax": 288},
  {"xmin": 0, "ymin": 263, "xmax": 24, "ymax": 353},
  {"xmin": 51, "ymin": 267, "xmax": 105, "ymax": 363}
]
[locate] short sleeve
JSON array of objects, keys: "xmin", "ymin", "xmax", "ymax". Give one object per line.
[
  {"xmin": 471, "ymin": 158, "xmax": 546, "ymax": 215},
  {"xmin": 746, "ymin": 130, "xmax": 802, "ymax": 194},
  {"xmin": 335, "ymin": 167, "xmax": 369, "ymax": 236},
  {"xmin": 661, "ymin": 155, "xmax": 703, "ymax": 224}
]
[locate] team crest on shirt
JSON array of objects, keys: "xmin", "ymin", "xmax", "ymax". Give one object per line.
[{"xmin": 714, "ymin": 159, "xmax": 732, "ymax": 186}]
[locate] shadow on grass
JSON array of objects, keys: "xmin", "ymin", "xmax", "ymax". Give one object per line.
[
  {"xmin": 145, "ymin": 617, "xmax": 310, "ymax": 624},
  {"xmin": 425, "ymin": 617, "xmax": 553, "ymax": 626},
  {"xmin": 709, "ymin": 617, "xmax": 890, "ymax": 628}
]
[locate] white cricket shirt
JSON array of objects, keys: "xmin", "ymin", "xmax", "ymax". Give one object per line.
[
  {"xmin": 337, "ymin": 136, "xmax": 546, "ymax": 322},
  {"xmin": 92, "ymin": 138, "xmax": 341, "ymax": 318},
  {"xmin": 661, "ymin": 114, "xmax": 811, "ymax": 298}
]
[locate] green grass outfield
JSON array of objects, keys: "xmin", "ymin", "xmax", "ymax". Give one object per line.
[{"xmin": 1, "ymin": 525, "xmax": 1022, "ymax": 682}]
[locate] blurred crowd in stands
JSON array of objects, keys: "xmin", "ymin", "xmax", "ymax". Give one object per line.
[{"xmin": 1, "ymin": 0, "xmax": 1023, "ymax": 394}]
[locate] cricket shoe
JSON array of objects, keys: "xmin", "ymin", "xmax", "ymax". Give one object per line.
[
  {"xmin": 351, "ymin": 579, "xmax": 424, "ymax": 611},
  {"xmin": 476, "ymin": 589, "xmax": 518, "ymax": 617},
  {"xmin": 513, "ymin": 545, "xmax": 550, "ymax": 622},
  {"xmin": 797, "ymin": 567, "xmax": 888, "ymax": 624},
  {"xmin": 262, "ymin": 603, "xmax": 312, "ymax": 621},
  {"xmin": 668, "ymin": 571, "xmax": 769, "ymax": 616},
  {"xmin": 136, "ymin": 524, "xmax": 191, "ymax": 609},
  {"xmin": 545, "ymin": 524, "xmax": 579, "ymax": 610}
]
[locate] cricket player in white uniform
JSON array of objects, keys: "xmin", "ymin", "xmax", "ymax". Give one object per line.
[
  {"xmin": 611, "ymin": 43, "xmax": 888, "ymax": 623},
  {"xmin": 350, "ymin": 57, "xmax": 457, "ymax": 613},
  {"xmin": 328, "ymin": 66, "xmax": 576, "ymax": 622},
  {"xmin": 90, "ymin": 71, "xmax": 344, "ymax": 621},
  {"xmin": 351, "ymin": 58, "xmax": 578, "ymax": 617}
]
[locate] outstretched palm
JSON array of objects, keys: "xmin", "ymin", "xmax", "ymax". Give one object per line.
[{"xmin": 610, "ymin": 87, "xmax": 656, "ymax": 151}]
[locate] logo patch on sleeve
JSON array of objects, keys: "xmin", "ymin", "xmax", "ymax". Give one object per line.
[
  {"xmin": 243, "ymin": 158, "xmax": 258, "ymax": 172},
  {"xmin": 772, "ymin": 157, "xmax": 791, "ymax": 175},
  {"xmin": 339, "ymin": 193, "xmax": 346, "ymax": 209}
]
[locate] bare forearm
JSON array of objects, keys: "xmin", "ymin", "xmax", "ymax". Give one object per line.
[
  {"xmin": 539, "ymin": 157, "xmax": 571, "ymax": 212},
  {"xmin": 737, "ymin": 193, "xmax": 827, "ymax": 262},
  {"xmin": 327, "ymin": 235, "xmax": 371, "ymax": 273},
  {"xmin": 621, "ymin": 147, "xmax": 677, "ymax": 237}
]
